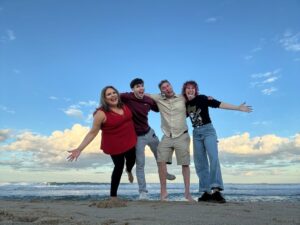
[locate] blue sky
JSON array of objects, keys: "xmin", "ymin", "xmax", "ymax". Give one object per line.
[{"xmin": 0, "ymin": 0, "xmax": 299, "ymax": 184}]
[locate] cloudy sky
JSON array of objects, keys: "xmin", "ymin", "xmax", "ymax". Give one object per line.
[{"xmin": 1, "ymin": 0, "xmax": 299, "ymax": 184}]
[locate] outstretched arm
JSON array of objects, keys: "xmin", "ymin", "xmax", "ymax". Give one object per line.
[
  {"xmin": 67, "ymin": 110, "xmax": 104, "ymax": 161},
  {"xmin": 219, "ymin": 102, "xmax": 252, "ymax": 113}
]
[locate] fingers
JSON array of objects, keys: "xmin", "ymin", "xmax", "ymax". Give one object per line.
[
  {"xmin": 67, "ymin": 156, "xmax": 74, "ymax": 162},
  {"xmin": 67, "ymin": 152, "xmax": 76, "ymax": 162}
]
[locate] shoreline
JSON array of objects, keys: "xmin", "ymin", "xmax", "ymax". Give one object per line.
[{"xmin": 1, "ymin": 200, "xmax": 299, "ymax": 225}]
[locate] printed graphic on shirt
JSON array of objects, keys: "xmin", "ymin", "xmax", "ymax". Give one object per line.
[{"xmin": 187, "ymin": 105, "xmax": 203, "ymax": 126}]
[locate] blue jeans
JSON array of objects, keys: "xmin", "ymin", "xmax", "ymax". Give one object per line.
[
  {"xmin": 193, "ymin": 123, "xmax": 224, "ymax": 193},
  {"xmin": 136, "ymin": 128, "xmax": 159, "ymax": 193}
]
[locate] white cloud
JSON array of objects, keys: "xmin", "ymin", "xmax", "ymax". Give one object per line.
[
  {"xmin": 0, "ymin": 129, "xmax": 11, "ymax": 142},
  {"xmin": 261, "ymin": 87, "xmax": 277, "ymax": 95},
  {"xmin": 205, "ymin": 17, "xmax": 218, "ymax": 23},
  {"xmin": 1, "ymin": 126, "xmax": 300, "ymax": 174},
  {"xmin": 250, "ymin": 69, "xmax": 280, "ymax": 95},
  {"xmin": 244, "ymin": 55, "xmax": 253, "ymax": 60},
  {"xmin": 262, "ymin": 76, "xmax": 279, "ymax": 84},
  {"xmin": 219, "ymin": 133, "xmax": 300, "ymax": 169},
  {"xmin": 49, "ymin": 96, "xmax": 58, "ymax": 100},
  {"xmin": 251, "ymin": 69, "xmax": 280, "ymax": 78},
  {"xmin": 63, "ymin": 108, "xmax": 83, "ymax": 118},
  {"xmin": 279, "ymin": 31, "xmax": 300, "ymax": 52},
  {"xmin": 85, "ymin": 114, "xmax": 94, "ymax": 123},
  {"xmin": 0, "ymin": 105, "xmax": 15, "ymax": 114},
  {"xmin": 63, "ymin": 97, "xmax": 71, "ymax": 102},
  {"xmin": 6, "ymin": 30, "xmax": 16, "ymax": 41},
  {"xmin": 13, "ymin": 69, "xmax": 20, "ymax": 74},
  {"xmin": 252, "ymin": 121, "xmax": 272, "ymax": 126},
  {"xmin": 1, "ymin": 127, "xmax": 300, "ymax": 183},
  {"xmin": 244, "ymin": 43, "xmax": 263, "ymax": 61},
  {"xmin": 1, "ymin": 29, "xmax": 16, "ymax": 43},
  {"xmin": 78, "ymin": 100, "xmax": 98, "ymax": 107},
  {"xmin": 0, "ymin": 124, "xmax": 105, "ymax": 170},
  {"xmin": 219, "ymin": 133, "xmax": 289, "ymax": 155},
  {"xmin": 63, "ymin": 100, "xmax": 98, "ymax": 122}
]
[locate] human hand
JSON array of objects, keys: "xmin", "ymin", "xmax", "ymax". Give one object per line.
[
  {"xmin": 67, "ymin": 149, "xmax": 81, "ymax": 162},
  {"xmin": 239, "ymin": 102, "xmax": 253, "ymax": 113}
]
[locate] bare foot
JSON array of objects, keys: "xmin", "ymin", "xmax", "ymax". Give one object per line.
[
  {"xmin": 160, "ymin": 191, "xmax": 168, "ymax": 201},
  {"xmin": 110, "ymin": 196, "xmax": 119, "ymax": 202},
  {"xmin": 185, "ymin": 194, "xmax": 195, "ymax": 202},
  {"xmin": 126, "ymin": 170, "xmax": 134, "ymax": 183}
]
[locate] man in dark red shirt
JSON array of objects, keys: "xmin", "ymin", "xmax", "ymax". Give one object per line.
[{"xmin": 121, "ymin": 78, "xmax": 175, "ymax": 200}]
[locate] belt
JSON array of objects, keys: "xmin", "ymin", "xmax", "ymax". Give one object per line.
[{"xmin": 170, "ymin": 130, "xmax": 188, "ymax": 138}]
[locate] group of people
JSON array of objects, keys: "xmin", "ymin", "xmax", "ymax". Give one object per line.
[{"xmin": 67, "ymin": 78, "xmax": 252, "ymax": 203}]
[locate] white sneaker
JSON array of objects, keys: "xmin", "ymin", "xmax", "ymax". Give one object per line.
[
  {"xmin": 139, "ymin": 192, "xmax": 148, "ymax": 200},
  {"xmin": 166, "ymin": 173, "xmax": 176, "ymax": 181}
]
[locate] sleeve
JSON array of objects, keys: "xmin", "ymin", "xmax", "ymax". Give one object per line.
[
  {"xmin": 150, "ymin": 94, "xmax": 160, "ymax": 102},
  {"xmin": 120, "ymin": 92, "xmax": 130, "ymax": 103},
  {"xmin": 207, "ymin": 96, "xmax": 221, "ymax": 108},
  {"xmin": 150, "ymin": 99, "xmax": 159, "ymax": 112}
]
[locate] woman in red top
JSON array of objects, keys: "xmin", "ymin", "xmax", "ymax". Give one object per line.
[{"xmin": 67, "ymin": 86, "xmax": 137, "ymax": 200}]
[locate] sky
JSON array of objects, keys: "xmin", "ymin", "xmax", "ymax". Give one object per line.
[{"xmin": 0, "ymin": 0, "xmax": 300, "ymax": 184}]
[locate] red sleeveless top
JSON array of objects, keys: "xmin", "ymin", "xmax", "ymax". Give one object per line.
[{"xmin": 99, "ymin": 105, "xmax": 137, "ymax": 155}]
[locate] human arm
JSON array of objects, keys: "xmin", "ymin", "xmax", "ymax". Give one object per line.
[
  {"xmin": 120, "ymin": 92, "xmax": 130, "ymax": 103},
  {"xmin": 219, "ymin": 102, "xmax": 252, "ymax": 112},
  {"xmin": 150, "ymin": 99, "xmax": 159, "ymax": 112},
  {"xmin": 67, "ymin": 110, "xmax": 105, "ymax": 161}
]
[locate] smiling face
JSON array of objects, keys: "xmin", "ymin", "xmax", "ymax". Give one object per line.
[
  {"xmin": 132, "ymin": 83, "xmax": 145, "ymax": 99},
  {"xmin": 104, "ymin": 87, "xmax": 119, "ymax": 107},
  {"xmin": 160, "ymin": 82, "xmax": 174, "ymax": 98},
  {"xmin": 185, "ymin": 84, "xmax": 196, "ymax": 101}
]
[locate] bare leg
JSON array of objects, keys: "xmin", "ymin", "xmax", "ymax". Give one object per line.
[
  {"xmin": 158, "ymin": 162, "xmax": 168, "ymax": 200},
  {"xmin": 182, "ymin": 165, "xmax": 195, "ymax": 202}
]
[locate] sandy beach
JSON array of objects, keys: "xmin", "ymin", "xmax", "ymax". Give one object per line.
[{"xmin": 0, "ymin": 199, "xmax": 299, "ymax": 225}]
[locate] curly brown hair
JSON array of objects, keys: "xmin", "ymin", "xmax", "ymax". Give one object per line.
[{"xmin": 181, "ymin": 80, "xmax": 199, "ymax": 101}]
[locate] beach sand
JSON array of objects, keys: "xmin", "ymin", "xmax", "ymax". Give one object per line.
[{"xmin": 0, "ymin": 199, "xmax": 299, "ymax": 225}]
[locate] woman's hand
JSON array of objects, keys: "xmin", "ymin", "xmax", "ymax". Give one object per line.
[
  {"xmin": 67, "ymin": 149, "xmax": 82, "ymax": 162},
  {"xmin": 238, "ymin": 102, "xmax": 253, "ymax": 112}
]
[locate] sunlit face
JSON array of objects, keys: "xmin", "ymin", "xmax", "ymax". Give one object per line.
[
  {"xmin": 132, "ymin": 83, "xmax": 145, "ymax": 99},
  {"xmin": 185, "ymin": 84, "xmax": 196, "ymax": 101},
  {"xmin": 105, "ymin": 88, "xmax": 119, "ymax": 106},
  {"xmin": 160, "ymin": 82, "xmax": 174, "ymax": 98}
]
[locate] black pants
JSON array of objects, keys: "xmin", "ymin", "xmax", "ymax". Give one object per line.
[{"xmin": 110, "ymin": 147, "xmax": 136, "ymax": 197}]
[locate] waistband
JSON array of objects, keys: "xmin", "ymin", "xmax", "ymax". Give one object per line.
[{"xmin": 193, "ymin": 123, "xmax": 212, "ymax": 128}]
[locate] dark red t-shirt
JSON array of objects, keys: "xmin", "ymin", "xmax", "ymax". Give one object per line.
[{"xmin": 120, "ymin": 92, "xmax": 158, "ymax": 135}]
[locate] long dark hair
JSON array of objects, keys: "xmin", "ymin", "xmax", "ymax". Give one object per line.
[
  {"xmin": 93, "ymin": 85, "xmax": 123, "ymax": 116},
  {"xmin": 181, "ymin": 80, "xmax": 199, "ymax": 101}
]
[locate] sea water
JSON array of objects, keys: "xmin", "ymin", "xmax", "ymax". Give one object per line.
[{"xmin": 1, "ymin": 182, "xmax": 299, "ymax": 202}]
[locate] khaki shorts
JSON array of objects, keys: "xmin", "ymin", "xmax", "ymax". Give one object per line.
[{"xmin": 157, "ymin": 132, "xmax": 190, "ymax": 165}]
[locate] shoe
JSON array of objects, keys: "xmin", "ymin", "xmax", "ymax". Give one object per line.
[
  {"xmin": 211, "ymin": 191, "xmax": 226, "ymax": 203},
  {"xmin": 198, "ymin": 192, "xmax": 212, "ymax": 202},
  {"xmin": 139, "ymin": 192, "xmax": 148, "ymax": 200},
  {"xmin": 166, "ymin": 173, "xmax": 176, "ymax": 181}
]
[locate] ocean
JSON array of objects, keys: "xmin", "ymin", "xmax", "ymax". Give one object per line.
[{"xmin": 1, "ymin": 183, "xmax": 299, "ymax": 202}]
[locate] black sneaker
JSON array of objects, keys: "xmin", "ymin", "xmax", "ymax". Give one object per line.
[
  {"xmin": 198, "ymin": 192, "xmax": 212, "ymax": 202},
  {"xmin": 211, "ymin": 191, "xmax": 226, "ymax": 203}
]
